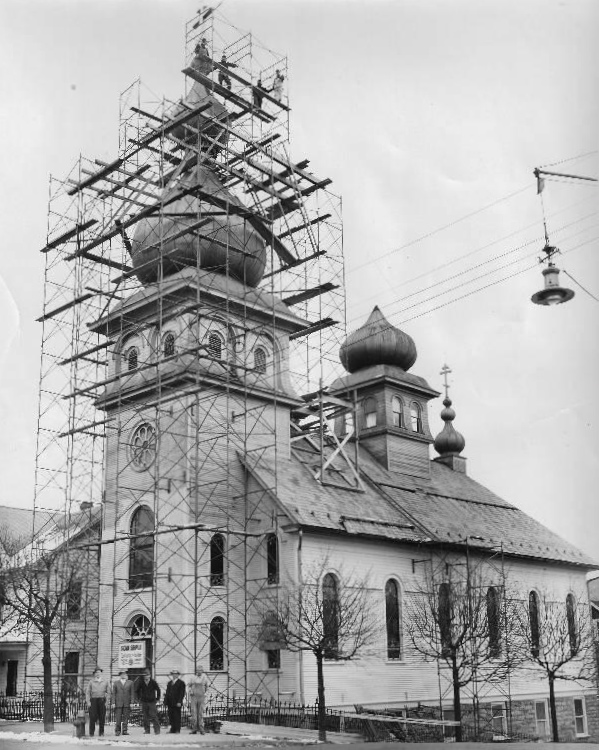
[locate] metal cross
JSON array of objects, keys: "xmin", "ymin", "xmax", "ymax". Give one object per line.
[{"xmin": 440, "ymin": 363, "xmax": 452, "ymax": 400}]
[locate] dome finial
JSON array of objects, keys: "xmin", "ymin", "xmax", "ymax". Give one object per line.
[{"xmin": 433, "ymin": 363, "xmax": 465, "ymax": 456}]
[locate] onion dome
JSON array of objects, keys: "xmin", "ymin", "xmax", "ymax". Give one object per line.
[
  {"xmin": 130, "ymin": 162, "xmax": 266, "ymax": 287},
  {"xmin": 339, "ymin": 306, "xmax": 417, "ymax": 373},
  {"xmin": 433, "ymin": 397, "xmax": 466, "ymax": 456}
]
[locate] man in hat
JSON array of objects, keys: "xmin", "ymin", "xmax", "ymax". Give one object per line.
[
  {"xmin": 187, "ymin": 666, "xmax": 210, "ymax": 734},
  {"xmin": 85, "ymin": 667, "xmax": 110, "ymax": 737},
  {"xmin": 112, "ymin": 669, "xmax": 134, "ymax": 736},
  {"xmin": 164, "ymin": 669, "xmax": 186, "ymax": 733},
  {"xmin": 135, "ymin": 668, "xmax": 161, "ymax": 734}
]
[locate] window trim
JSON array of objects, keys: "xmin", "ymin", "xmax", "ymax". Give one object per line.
[
  {"xmin": 574, "ymin": 697, "xmax": 588, "ymax": 737},
  {"xmin": 391, "ymin": 396, "xmax": 404, "ymax": 428},
  {"xmin": 207, "ymin": 331, "xmax": 224, "ymax": 361},
  {"xmin": 385, "ymin": 578, "xmax": 402, "ymax": 660},
  {"xmin": 266, "ymin": 533, "xmax": 279, "ymax": 585},
  {"xmin": 210, "ymin": 533, "xmax": 225, "ymax": 587},
  {"xmin": 162, "ymin": 331, "xmax": 176, "ymax": 358},
  {"xmin": 209, "ymin": 615, "xmax": 226, "ymax": 671},
  {"xmin": 323, "ymin": 572, "xmax": 340, "ymax": 659},
  {"xmin": 528, "ymin": 590, "xmax": 541, "ymax": 658},
  {"xmin": 254, "ymin": 346, "xmax": 267, "ymax": 374},
  {"xmin": 535, "ymin": 700, "xmax": 549, "ymax": 739},
  {"xmin": 126, "ymin": 346, "xmax": 139, "ymax": 372},
  {"xmin": 363, "ymin": 398, "xmax": 377, "ymax": 429},
  {"xmin": 410, "ymin": 401, "xmax": 422, "ymax": 432},
  {"xmin": 128, "ymin": 506, "xmax": 155, "ymax": 590},
  {"xmin": 491, "ymin": 702, "xmax": 508, "ymax": 738}
]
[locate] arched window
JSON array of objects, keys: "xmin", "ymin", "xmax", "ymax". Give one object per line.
[
  {"xmin": 254, "ymin": 347, "xmax": 267, "ymax": 374},
  {"xmin": 208, "ymin": 332, "xmax": 223, "ymax": 360},
  {"xmin": 385, "ymin": 579, "xmax": 401, "ymax": 659},
  {"xmin": 343, "ymin": 411, "xmax": 354, "ymax": 436},
  {"xmin": 410, "ymin": 402, "xmax": 422, "ymax": 432},
  {"xmin": 529, "ymin": 590, "xmax": 541, "ymax": 658},
  {"xmin": 566, "ymin": 593, "xmax": 578, "ymax": 657},
  {"xmin": 210, "ymin": 533, "xmax": 225, "ymax": 586},
  {"xmin": 163, "ymin": 332, "xmax": 175, "ymax": 358},
  {"xmin": 128, "ymin": 614, "xmax": 153, "ymax": 680},
  {"xmin": 439, "ymin": 583, "xmax": 452, "ymax": 655},
  {"xmin": 129, "ymin": 507, "xmax": 154, "ymax": 589},
  {"xmin": 127, "ymin": 346, "xmax": 138, "ymax": 371},
  {"xmin": 323, "ymin": 573, "xmax": 339, "ymax": 658},
  {"xmin": 210, "ymin": 616, "xmax": 225, "ymax": 671},
  {"xmin": 392, "ymin": 396, "xmax": 404, "ymax": 428},
  {"xmin": 266, "ymin": 534, "xmax": 278, "ymax": 585},
  {"xmin": 364, "ymin": 398, "xmax": 377, "ymax": 428},
  {"xmin": 487, "ymin": 586, "xmax": 501, "ymax": 658}
]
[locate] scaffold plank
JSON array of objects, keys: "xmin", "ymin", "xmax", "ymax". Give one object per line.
[
  {"xmin": 59, "ymin": 341, "xmax": 114, "ymax": 366},
  {"xmin": 78, "ymin": 251, "xmax": 132, "ymax": 272},
  {"xmin": 289, "ymin": 317, "xmax": 337, "ymax": 340},
  {"xmin": 182, "ymin": 67, "xmax": 275, "ymax": 123},
  {"xmin": 278, "ymin": 213, "xmax": 332, "ymax": 239},
  {"xmin": 58, "ymin": 418, "xmax": 115, "ymax": 439},
  {"xmin": 67, "ymin": 101, "xmax": 211, "ymax": 195},
  {"xmin": 36, "ymin": 293, "xmax": 95, "ymax": 323},
  {"xmin": 263, "ymin": 249, "xmax": 327, "ymax": 278},
  {"xmin": 211, "ymin": 60, "xmax": 291, "ymax": 112},
  {"xmin": 41, "ymin": 219, "xmax": 98, "ymax": 253},
  {"xmin": 70, "ymin": 185, "xmax": 201, "ymax": 258},
  {"xmin": 283, "ymin": 282, "xmax": 338, "ymax": 307}
]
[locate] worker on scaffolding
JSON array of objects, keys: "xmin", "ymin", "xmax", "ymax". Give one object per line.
[
  {"xmin": 218, "ymin": 53, "xmax": 237, "ymax": 90},
  {"xmin": 192, "ymin": 37, "xmax": 212, "ymax": 76},
  {"xmin": 253, "ymin": 77, "xmax": 265, "ymax": 109},
  {"xmin": 271, "ymin": 69, "xmax": 285, "ymax": 102}
]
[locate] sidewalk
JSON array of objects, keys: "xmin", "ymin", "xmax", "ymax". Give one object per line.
[{"xmin": 0, "ymin": 719, "xmax": 359, "ymax": 745}]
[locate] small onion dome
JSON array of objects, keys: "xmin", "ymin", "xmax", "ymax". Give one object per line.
[
  {"xmin": 433, "ymin": 397, "xmax": 466, "ymax": 455},
  {"xmin": 339, "ymin": 306, "xmax": 417, "ymax": 373}
]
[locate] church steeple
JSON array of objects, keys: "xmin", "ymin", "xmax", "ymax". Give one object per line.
[
  {"xmin": 331, "ymin": 307, "xmax": 439, "ymax": 479},
  {"xmin": 433, "ymin": 364, "xmax": 467, "ymax": 474}
]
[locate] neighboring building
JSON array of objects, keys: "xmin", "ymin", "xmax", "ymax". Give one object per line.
[{"xmin": 0, "ymin": 506, "xmax": 100, "ymax": 696}]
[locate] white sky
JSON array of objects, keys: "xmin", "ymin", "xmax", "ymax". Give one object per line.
[{"xmin": 0, "ymin": 0, "xmax": 597, "ymax": 561}]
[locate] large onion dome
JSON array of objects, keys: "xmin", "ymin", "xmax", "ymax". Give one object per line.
[
  {"xmin": 433, "ymin": 397, "xmax": 466, "ymax": 456},
  {"xmin": 130, "ymin": 162, "xmax": 266, "ymax": 287},
  {"xmin": 339, "ymin": 306, "xmax": 417, "ymax": 373}
]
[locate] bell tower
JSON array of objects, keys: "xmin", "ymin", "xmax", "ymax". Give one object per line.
[{"xmin": 331, "ymin": 306, "xmax": 439, "ymax": 479}]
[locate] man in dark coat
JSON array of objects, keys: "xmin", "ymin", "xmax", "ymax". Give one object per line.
[
  {"xmin": 112, "ymin": 670, "xmax": 135, "ymax": 736},
  {"xmin": 135, "ymin": 668, "xmax": 161, "ymax": 734},
  {"xmin": 164, "ymin": 670, "xmax": 186, "ymax": 733}
]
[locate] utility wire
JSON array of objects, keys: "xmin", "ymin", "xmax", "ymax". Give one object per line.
[
  {"xmin": 347, "ymin": 183, "xmax": 532, "ymax": 275},
  {"xmin": 562, "ymin": 270, "xmax": 599, "ymax": 303}
]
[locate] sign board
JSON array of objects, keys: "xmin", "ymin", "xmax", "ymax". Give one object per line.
[{"xmin": 117, "ymin": 641, "xmax": 145, "ymax": 669}]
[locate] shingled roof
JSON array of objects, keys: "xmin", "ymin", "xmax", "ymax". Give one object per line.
[{"xmin": 242, "ymin": 439, "xmax": 596, "ymax": 569}]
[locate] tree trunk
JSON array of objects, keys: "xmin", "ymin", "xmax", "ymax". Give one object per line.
[
  {"xmin": 42, "ymin": 625, "xmax": 55, "ymax": 733},
  {"xmin": 452, "ymin": 657, "xmax": 463, "ymax": 742},
  {"xmin": 548, "ymin": 673, "xmax": 559, "ymax": 742},
  {"xmin": 316, "ymin": 650, "xmax": 327, "ymax": 742}
]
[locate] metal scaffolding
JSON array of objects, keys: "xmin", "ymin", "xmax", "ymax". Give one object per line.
[{"xmin": 31, "ymin": 8, "xmax": 345, "ymax": 702}]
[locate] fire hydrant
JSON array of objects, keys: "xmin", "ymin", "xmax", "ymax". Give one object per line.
[{"xmin": 73, "ymin": 711, "xmax": 86, "ymax": 739}]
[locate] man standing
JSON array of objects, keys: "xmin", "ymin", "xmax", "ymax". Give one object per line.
[
  {"xmin": 187, "ymin": 666, "xmax": 210, "ymax": 734},
  {"xmin": 135, "ymin": 668, "xmax": 161, "ymax": 735},
  {"xmin": 164, "ymin": 670, "xmax": 186, "ymax": 733},
  {"xmin": 85, "ymin": 667, "xmax": 110, "ymax": 737},
  {"xmin": 112, "ymin": 670, "xmax": 134, "ymax": 736}
]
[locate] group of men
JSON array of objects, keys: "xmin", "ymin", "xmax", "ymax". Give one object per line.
[
  {"xmin": 85, "ymin": 666, "xmax": 210, "ymax": 736},
  {"xmin": 191, "ymin": 37, "xmax": 285, "ymax": 107}
]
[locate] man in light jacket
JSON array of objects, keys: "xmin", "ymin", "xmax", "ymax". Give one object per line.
[
  {"xmin": 85, "ymin": 667, "xmax": 110, "ymax": 737},
  {"xmin": 112, "ymin": 670, "xmax": 135, "ymax": 736},
  {"xmin": 187, "ymin": 666, "xmax": 210, "ymax": 734}
]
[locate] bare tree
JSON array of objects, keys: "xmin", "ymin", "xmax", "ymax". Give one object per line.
[
  {"xmin": 512, "ymin": 589, "xmax": 595, "ymax": 742},
  {"xmin": 260, "ymin": 558, "xmax": 377, "ymax": 741},
  {"xmin": 0, "ymin": 524, "xmax": 95, "ymax": 733},
  {"xmin": 406, "ymin": 556, "xmax": 521, "ymax": 742}
]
